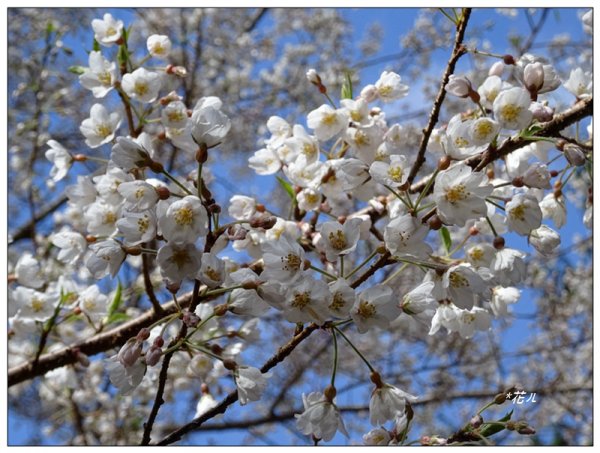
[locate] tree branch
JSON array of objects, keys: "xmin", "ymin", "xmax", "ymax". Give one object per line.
[
  {"xmin": 156, "ymin": 323, "xmax": 320, "ymax": 445},
  {"xmin": 405, "ymin": 8, "xmax": 471, "ymax": 186}
]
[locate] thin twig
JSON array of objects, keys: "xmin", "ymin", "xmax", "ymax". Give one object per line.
[{"xmin": 405, "ymin": 8, "xmax": 471, "ymax": 186}]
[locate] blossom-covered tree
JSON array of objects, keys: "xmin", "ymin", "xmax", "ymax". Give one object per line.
[{"xmin": 7, "ymin": 7, "xmax": 593, "ymax": 446}]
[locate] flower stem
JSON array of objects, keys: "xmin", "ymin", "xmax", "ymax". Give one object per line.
[
  {"xmin": 309, "ymin": 264, "xmax": 338, "ymax": 281},
  {"xmin": 333, "ymin": 326, "xmax": 376, "ymax": 373},
  {"xmin": 344, "ymin": 249, "xmax": 379, "ymax": 279},
  {"xmin": 330, "ymin": 328, "xmax": 338, "ymax": 387},
  {"xmin": 161, "ymin": 169, "xmax": 194, "ymax": 195}
]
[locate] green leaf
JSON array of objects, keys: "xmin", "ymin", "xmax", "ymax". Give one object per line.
[
  {"xmin": 440, "ymin": 227, "xmax": 452, "ymax": 254},
  {"xmin": 46, "ymin": 21, "xmax": 56, "ymax": 35},
  {"xmin": 117, "ymin": 45, "xmax": 129, "ymax": 66},
  {"xmin": 105, "ymin": 312, "xmax": 130, "ymax": 325},
  {"xmin": 93, "ymin": 38, "xmax": 101, "ymax": 52},
  {"xmin": 479, "ymin": 410, "xmax": 513, "ymax": 438},
  {"xmin": 68, "ymin": 65, "xmax": 86, "ymax": 75},
  {"xmin": 276, "ymin": 176, "xmax": 296, "ymax": 201},
  {"xmin": 341, "ymin": 71, "xmax": 353, "ymax": 100},
  {"xmin": 107, "ymin": 280, "xmax": 123, "ymax": 317}
]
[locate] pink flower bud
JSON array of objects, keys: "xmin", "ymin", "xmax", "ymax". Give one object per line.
[
  {"xmin": 136, "ymin": 327, "xmax": 151, "ymax": 341},
  {"xmin": 524, "ymin": 62, "xmax": 544, "ymax": 92},
  {"xmin": 145, "ymin": 346, "xmax": 162, "ymax": 367},
  {"xmin": 529, "ymin": 101, "xmax": 554, "ymax": 122},
  {"xmin": 563, "ymin": 143, "xmax": 586, "ymax": 166},
  {"xmin": 445, "ymin": 75, "xmax": 473, "ymax": 98},
  {"xmin": 118, "ymin": 339, "xmax": 142, "ymax": 367},
  {"xmin": 488, "ymin": 61, "xmax": 505, "ymax": 77}
]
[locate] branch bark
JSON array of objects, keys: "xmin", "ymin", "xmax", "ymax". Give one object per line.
[{"xmin": 405, "ymin": 8, "xmax": 471, "ymax": 186}]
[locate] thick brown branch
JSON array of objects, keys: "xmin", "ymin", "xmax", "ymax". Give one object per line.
[
  {"xmin": 8, "ymin": 292, "xmax": 191, "ymax": 387},
  {"xmin": 405, "ymin": 8, "xmax": 471, "ymax": 186}
]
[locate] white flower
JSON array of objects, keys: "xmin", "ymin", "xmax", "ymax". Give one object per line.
[
  {"xmin": 383, "ymin": 213, "xmax": 432, "ymax": 258},
  {"xmin": 523, "ymin": 62, "xmax": 545, "ymax": 92},
  {"xmin": 341, "ymin": 98, "xmax": 370, "ymax": 125},
  {"xmin": 295, "ymin": 392, "xmax": 349, "ymax": 442},
  {"xmin": 493, "ymin": 87, "xmax": 532, "ymax": 130},
  {"xmin": 197, "ymin": 252, "xmax": 225, "ymax": 288},
  {"xmin": 111, "ymin": 133, "xmax": 155, "ymax": 171},
  {"xmin": 375, "ymin": 71, "xmax": 409, "ymax": 101},
  {"xmin": 283, "ymin": 277, "xmax": 330, "ymax": 325},
  {"xmin": 79, "ymin": 51, "xmax": 118, "ymax": 98},
  {"xmin": 429, "ymin": 304, "xmax": 460, "ymax": 336},
  {"xmin": 261, "ymin": 234, "xmax": 306, "ymax": 283},
  {"xmin": 539, "ymin": 193, "xmax": 566, "ymax": 229},
  {"xmin": 469, "ymin": 117, "xmax": 500, "ymax": 146},
  {"xmin": 488, "ymin": 61, "xmax": 505, "ymax": 77},
  {"xmin": 51, "ymin": 231, "xmax": 87, "ymax": 264},
  {"xmin": 515, "ymin": 54, "xmax": 561, "ymax": 94},
  {"xmin": 86, "ymin": 239, "xmax": 126, "ymax": 279},
  {"xmin": 147, "ymin": 34, "xmax": 171, "ymax": 58},
  {"xmin": 106, "ymin": 355, "xmax": 146, "ymax": 395},
  {"xmin": 306, "ymin": 104, "xmax": 349, "ymax": 141},
  {"xmin": 91, "ymin": 13, "xmax": 123, "ymax": 47},
  {"xmin": 228, "ymin": 195, "xmax": 256, "ymax": 220},
  {"xmin": 351, "ymin": 285, "xmax": 400, "ymax": 333},
  {"xmin": 490, "ymin": 286, "xmax": 520, "ymax": 316},
  {"xmin": 159, "ymin": 195, "xmax": 208, "ymax": 243},
  {"xmin": 161, "ymin": 101, "xmax": 189, "ymax": 129},
  {"xmin": 235, "ymin": 366, "xmax": 270, "ymax": 405},
  {"xmin": 433, "ymin": 164, "xmax": 493, "ymax": 226},
  {"xmin": 284, "ymin": 156, "xmax": 326, "ymax": 188},
  {"xmin": 442, "ymin": 263, "xmax": 487, "ymax": 310},
  {"xmin": 117, "ymin": 180, "xmax": 160, "ymax": 212},
  {"xmin": 466, "ymin": 243, "xmax": 495, "ymax": 268},
  {"xmin": 11, "ymin": 287, "xmax": 58, "ymax": 321},
  {"xmin": 284, "ymin": 125, "xmax": 320, "ymax": 163},
  {"xmin": 157, "ymin": 242, "xmax": 202, "ymax": 282},
  {"xmin": 491, "ymin": 248, "xmax": 527, "ymax": 286},
  {"xmin": 369, "ymin": 154, "xmax": 409, "ymax": 187},
  {"xmin": 78, "ymin": 285, "xmax": 108, "ymax": 321},
  {"xmin": 363, "ymin": 428, "xmax": 391, "ymax": 445},
  {"xmin": 45, "ymin": 140, "xmax": 72, "ymax": 182},
  {"xmin": 370, "ymin": 382, "xmax": 417, "ymax": 425},
  {"xmin": 477, "ymin": 75, "xmax": 507, "ymax": 109},
  {"xmin": 297, "ymin": 188, "xmax": 322, "ymax": 212},
  {"xmin": 15, "ymin": 253, "xmax": 45, "ymax": 289},
  {"xmin": 327, "ymin": 278, "xmax": 356, "ymax": 319},
  {"xmin": 529, "ymin": 225, "xmax": 561, "ymax": 256},
  {"xmin": 400, "ymin": 281, "xmax": 436, "ymax": 315},
  {"xmin": 563, "ymin": 67, "xmax": 592, "ymax": 99},
  {"xmin": 121, "ymin": 68, "xmax": 162, "ymax": 103},
  {"xmin": 80, "ymin": 104, "xmax": 121, "ymax": 148},
  {"xmin": 84, "ymin": 199, "xmax": 120, "ymax": 237},
  {"xmin": 66, "ymin": 175, "xmax": 97, "ymax": 208},
  {"xmin": 456, "ymin": 307, "xmax": 492, "ymax": 339},
  {"xmin": 191, "ymin": 103, "xmax": 231, "ymax": 147},
  {"xmin": 116, "ymin": 210, "xmax": 156, "ymax": 245},
  {"xmin": 506, "ymin": 193, "xmax": 543, "ymax": 235},
  {"xmin": 248, "ymin": 147, "xmax": 281, "ymax": 175},
  {"xmin": 265, "ymin": 116, "xmax": 292, "ymax": 148},
  {"xmin": 320, "ymin": 218, "xmax": 362, "ymax": 262}
]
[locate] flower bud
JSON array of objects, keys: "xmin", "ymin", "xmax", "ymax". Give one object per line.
[
  {"xmin": 530, "ymin": 101, "xmax": 554, "ymax": 122},
  {"xmin": 445, "ymin": 75, "xmax": 473, "ymax": 98},
  {"xmin": 563, "ymin": 143, "xmax": 586, "ymax": 166},
  {"xmin": 306, "ymin": 68, "xmax": 321, "ymax": 86},
  {"xmin": 517, "ymin": 425, "xmax": 536, "ymax": 435},
  {"xmin": 214, "ymin": 304, "xmax": 229, "ymax": 316},
  {"xmin": 470, "ymin": 414, "xmax": 483, "ymax": 429},
  {"xmin": 369, "ymin": 371, "xmax": 384, "ymax": 388},
  {"xmin": 137, "ymin": 328, "xmax": 151, "ymax": 341},
  {"xmin": 493, "ymin": 236, "xmax": 505, "ymax": 250},
  {"xmin": 249, "ymin": 216, "xmax": 277, "ymax": 230},
  {"xmin": 529, "ymin": 225, "xmax": 561, "ymax": 256},
  {"xmin": 488, "ymin": 61, "xmax": 505, "ymax": 77},
  {"xmin": 360, "ymin": 84, "xmax": 378, "ymax": 102},
  {"xmin": 438, "ymin": 155, "xmax": 451, "ymax": 170},
  {"xmin": 118, "ymin": 339, "xmax": 142, "ymax": 368},
  {"xmin": 494, "ymin": 392, "xmax": 507, "ymax": 404},
  {"xmin": 153, "ymin": 336, "xmax": 165, "ymax": 348},
  {"xmin": 223, "ymin": 358, "xmax": 237, "ymax": 370},
  {"xmin": 503, "ymin": 54, "xmax": 516, "ymax": 65},
  {"xmin": 324, "ymin": 384, "xmax": 337, "ymax": 402},
  {"xmin": 523, "ymin": 62, "xmax": 545, "ymax": 92},
  {"xmin": 428, "ymin": 215, "xmax": 443, "ymax": 230},
  {"xmin": 155, "ymin": 185, "xmax": 171, "ymax": 200},
  {"xmin": 145, "ymin": 346, "xmax": 162, "ymax": 367},
  {"xmin": 522, "ymin": 163, "xmax": 551, "ymax": 189}
]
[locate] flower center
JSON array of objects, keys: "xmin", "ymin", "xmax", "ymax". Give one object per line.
[
  {"xmin": 171, "ymin": 249, "xmax": 192, "ymax": 268},
  {"xmin": 321, "ymin": 113, "xmax": 338, "ymax": 126},
  {"xmin": 509, "ymin": 204, "xmax": 526, "ymax": 222},
  {"xmin": 445, "ymin": 184, "xmax": 468, "ymax": 203},
  {"xmin": 387, "ymin": 165, "xmax": 404, "ymax": 183},
  {"xmin": 204, "ymin": 266, "xmax": 221, "ymax": 282},
  {"xmin": 357, "ymin": 300, "xmax": 376, "ymax": 318},
  {"xmin": 137, "ymin": 216, "xmax": 150, "ymax": 233},
  {"xmin": 291, "ymin": 291, "xmax": 311, "ymax": 309},
  {"xmin": 98, "ymin": 71, "xmax": 112, "ymax": 86},
  {"xmin": 96, "ymin": 123, "xmax": 113, "ymax": 139},
  {"xmin": 302, "ymin": 142, "xmax": 317, "ymax": 159},
  {"xmin": 174, "ymin": 207, "xmax": 194, "ymax": 226},
  {"xmin": 329, "ymin": 292, "xmax": 346, "ymax": 311},
  {"xmin": 134, "ymin": 82, "xmax": 149, "ymax": 97},
  {"xmin": 354, "ymin": 130, "xmax": 370, "ymax": 147},
  {"xmin": 473, "ymin": 120, "xmax": 494, "ymax": 140},
  {"xmin": 469, "ymin": 247, "xmax": 485, "ymax": 262},
  {"xmin": 104, "ymin": 211, "xmax": 117, "ymax": 224},
  {"xmin": 500, "ymin": 104, "xmax": 522, "ymax": 122},
  {"xmin": 328, "ymin": 230, "xmax": 347, "ymax": 251},
  {"xmin": 449, "ymin": 272, "xmax": 469, "ymax": 288},
  {"xmin": 31, "ymin": 297, "xmax": 45, "ymax": 313},
  {"xmin": 135, "ymin": 188, "xmax": 146, "ymax": 199},
  {"xmin": 167, "ymin": 110, "xmax": 185, "ymax": 123},
  {"xmin": 106, "ymin": 27, "xmax": 117, "ymax": 37},
  {"xmin": 281, "ymin": 253, "xmax": 302, "ymax": 272},
  {"xmin": 378, "ymin": 85, "xmax": 393, "ymax": 97}
]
